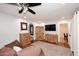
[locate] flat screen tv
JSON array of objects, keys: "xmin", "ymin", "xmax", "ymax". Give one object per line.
[{"xmin": 45, "ymin": 24, "xmax": 56, "ymax": 31}]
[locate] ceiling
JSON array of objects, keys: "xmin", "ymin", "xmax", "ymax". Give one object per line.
[{"xmin": 0, "ymin": 3, "xmax": 79, "ymax": 22}]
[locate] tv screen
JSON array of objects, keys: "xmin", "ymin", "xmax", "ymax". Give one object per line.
[{"xmin": 45, "ymin": 24, "xmax": 56, "ymax": 31}]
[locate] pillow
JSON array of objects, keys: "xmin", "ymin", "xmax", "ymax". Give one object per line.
[{"xmin": 13, "ymin": 46, "xmax": 22, "ymax": 53}]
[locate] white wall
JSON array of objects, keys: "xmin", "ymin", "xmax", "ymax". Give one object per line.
[
  {"xmin": 0, "ymin": 13, "xmax": 33, "ymax": 49},
  {"xmin": 0, "ymin": 13, "xmax": 20, "ymax": 48},
  {"xmin": 71, "ymin": 11, "xmax": 78, "ymax": 56},
  {"xmin": 0, "ymin": 12, "xmax": 39, "ymax": 49},
  {"xmin": 77, "ymin": 11, "xmax": 79, "ymax": 56}
]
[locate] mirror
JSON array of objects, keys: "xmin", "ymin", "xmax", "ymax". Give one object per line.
[{"xmin": 29, "ymin": 24, "xmax": 34, "ymax": 35}]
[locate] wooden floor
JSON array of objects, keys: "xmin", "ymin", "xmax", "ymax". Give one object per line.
[
  {"xmin": 58, "ymin": 42, "xmax": 70, "ymax": 48},
  {"xmin": 59, "ymin": 38, "xmax": 70, "ymax": 48},
  {"xmin": 34, "ymin": 40, "xmax": 70, "ymax": 48}
]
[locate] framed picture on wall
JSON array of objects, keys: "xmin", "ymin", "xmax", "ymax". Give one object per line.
[{"xmin": 21, "ymin": 22, "xmax": 27, "ymax": 30}]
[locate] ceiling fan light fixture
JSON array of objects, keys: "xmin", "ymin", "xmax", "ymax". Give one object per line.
[
  {"xmin": 16, "ymin": 3, "xmax": 41, "ymax": 14},
  {"xmin": 24, "ymin": 16, "xmax": 26, "ymax": 19},
  {"xmin": 23, "ymin": 7, "xmax": 28, "ymax": 14},
  {"xmin": 18, "ymin": 6, "xmax": 22, "ymax": 10},
  {"xmin": 61, "ymin": 17, "xmax": 65, "ymax": 19},
  {"xmin": 60, "ymin": 3, "xmax": 66, "ymax": 5}
]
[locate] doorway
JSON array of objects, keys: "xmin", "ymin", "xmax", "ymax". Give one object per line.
[{"xmin": 60, "ymin": 23, "xmax": 69, "ymax": 43}]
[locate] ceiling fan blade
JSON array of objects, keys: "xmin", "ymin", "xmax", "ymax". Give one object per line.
[
  {"xmin": 19, "ymin": 7, "xmax": 24, "ymax": 13},
  {"xmin": 8, "ymin": 3, "xmax": 41, "ymax": 7},
  {"xmin": 27, "ymin": 3, "xmax": 41, "ymax": 7},
  {"xmin": 7, "ymin": 3, "xmax": 17, "ymax": 6},
  {"xmin": 28, "ymin": 8, "xmax": 36, "ymax": 14}
]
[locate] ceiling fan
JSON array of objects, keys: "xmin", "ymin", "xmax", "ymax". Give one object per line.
[{"xmin": 8, "ymin": 3, "xmax": 41, "ymax": 15}]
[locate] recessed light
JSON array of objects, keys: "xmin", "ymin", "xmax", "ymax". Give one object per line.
[
  {"xmin": 61, "ymin": 17, "xmax": 65, "ymax": 19},
  {"xmin": 24, "ymin": 16, "xmax": 27, "ymax": 19},
  {"xmin": 61, "ymin": 3, "xmax": 65, "ymax": 4},
  {"xmin": 18, "ymin": 6, "xmax": 22, "ymax": 10},
  {"xmin": 60, "ymin": 3, "xmax": 66, "ymax": 5}
]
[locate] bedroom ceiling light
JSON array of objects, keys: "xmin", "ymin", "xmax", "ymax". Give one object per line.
[
  {"xmin": 61, "ymin": 17, "xmax": 65, "ymax": 19},
  {"xmin": 61, "ymin": 3, "xmax": 65, "ymax": 4},
  {"xmin": 59, "ymin": 20, "xmax": 69, "ymax": 24},
  {"xmin": 24, "ymin": 16, "xmax": 27, "ymax": 19},
  {"xmin": 37, "ymin": 21, "xmax": 42, "ymax": 25},
  {"xmin": 17, "ymin": 3, "xmax": 23, "ymax": 11},
  {"xmin": 23, "ymin": 7, "xmax": 28, "ymax": 14},
  {"xmin": 18, "ymin": 6, "xmax": 28, "ymax": 14},
  {"xmin": 18, "ymin": 6, "xmax": 22, "ymax": 10}
]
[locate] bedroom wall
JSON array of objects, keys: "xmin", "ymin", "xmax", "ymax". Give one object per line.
[
  {"xmin": 77, "ymin": 11, "xmax": 79, "ymax": 56},
  {"xmin": 0, "ymin": 13, "xmax": 31, "ymax": 49},
  {"xmin": 70, "ymin": 11, "xmax": 79, "ymax": 56},
  {"xmin": 76, "ymin": 11, "xmax": 79, "ymax": 56},
  {"xmin": 0, "ymin": 13, "xmax": 20, "ymax": 49}
]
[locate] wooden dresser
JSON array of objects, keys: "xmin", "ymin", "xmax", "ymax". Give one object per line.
[
  {"xmin": 45, "ymin": 34, "xmax": 58, "ymax": 44},
  {"xmin": 20, "ymin": 33, "xmax": 32, "ymax": 48},
  {"xmin": 35, "ymin": 26, "xmax": 45, "ymax": 40}
]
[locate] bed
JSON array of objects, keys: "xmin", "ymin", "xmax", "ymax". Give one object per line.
[
  {"xmin": 31, "ymin": 41, "xmax": 73, "ymax": 56},
  {"xmin": 0, "ymin": 41, "xmax": 72, "ymax": 56}
]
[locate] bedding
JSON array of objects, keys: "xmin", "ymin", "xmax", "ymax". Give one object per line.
[
  {"xmin": 5, "ymin": 40, "xmax": 21, "ymax": 48},
  {"xmin": 0, "ymin": 47, "xmax": 17, "ymax": 56},
  {"xmin": 17, "ymin": 45, "xmax": 42, "ymax": 56},
  {"xmin": 0, "ymin": 40, "xmax": 21, "ymax": 56},
  {"xmin": 31, "ymin": 41, "xmax": 73, "ymax": 56},
  {"xmin": 0, "ymin": 41, "xmax": 72, "ymax": 56}
]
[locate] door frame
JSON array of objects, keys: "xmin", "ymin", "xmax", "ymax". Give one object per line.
[{"xmin": 58, "ymin": 21, "xmax": 71, "ymax": 44}]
